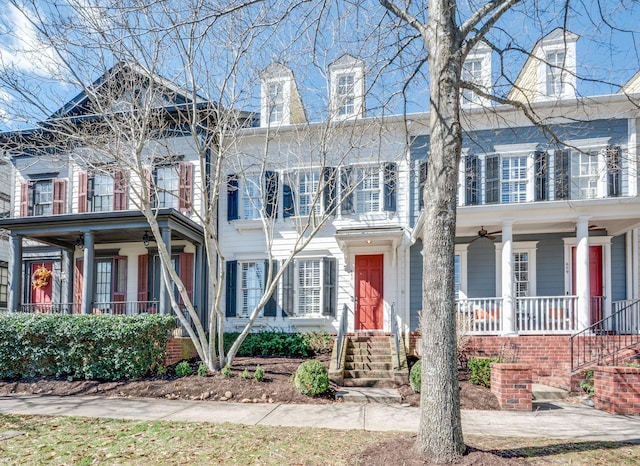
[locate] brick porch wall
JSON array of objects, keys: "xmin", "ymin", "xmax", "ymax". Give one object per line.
[
  {"xmin": 594, "ymin": 366, "xmax": 640, "ymax": 415},
  {"xmin": 490, "ymin": 364, "xmax": 532, "ymax": 411},
  {"xmin": 165, "ymin": 337, "xmax": 199, "ymax": 365}
]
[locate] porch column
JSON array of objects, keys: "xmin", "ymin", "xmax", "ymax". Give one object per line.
[
  {"xmin": 501, "ymin": 220, "xmax": 515, "ymax": 335},
  {"xmin": 8, "ymin": 233, "xmax": 23, "ymax": 311},
  {"xmin": 62, "ymin": 248, "xmax": 74, "ymax": 308},
  {"xmin": 81, "ymin": 231, "xmax": 95, "ymax": 315},
  {"xmin": 576, "ymin": 217, "xmax": 591, "ymax": 331},
  {"xmin": 194, "ymin": 243, "xmax": 203, "ymax": 322},
  {"xmin": 159, "ymin": 227, "xmax": 172, "ymax": 315}
]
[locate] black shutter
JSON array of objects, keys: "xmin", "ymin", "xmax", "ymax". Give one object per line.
[
  {"xmin": 418, "ymin": 160, "xmax": 428, "ymax": 210},
  {"xmin": 554, "ymin": 149, "xmax": 570, "ymax": 200},
  {"xmin": 225, "ymin": 260, "xmax": 237, "ymax": 317},
  {"xmin": 465, "ymin": 155, "xmax": 478, "ymax": 205},
  {"xmin": 282, "ymin": 260, "xmax": 294, "ymax": 316},
  {"xmin": 322, "ymin": 167, "xmax": 336, "ymax": 214},
  {"xmin": 264, "ymin": 170, "xmax": 278, "ymax": 218},
  {"xmin": 283, "ymin": 180, "xmax": 295, "ymax": 218},
  {"xmin": 322, "ymin": 257, "xmax": 337, "ymax": 317},
  {"xmin": 383, "ymin": 162, "xmax": 397, "ymax": 211},
  {"xmin": 606, "ymin": 145, "xmax": 621, "ymax": 197},
  {"xmin": 485, "ymin": 155, "xmax": 499, "ymax": 204},
  {"xmin": 263, "ymin": 260, "xmax": 278, "ymax": 317},
  {"xmin": 227, "ymin": 174, "xmax": 239, "ymax": 220},
  {"xmin": 534, "ymin": 150, "xmax": 547, "ymax": 201},
  {"xmin": 340, "ymin": 167, "xmax": 353, "ymax": 214}
]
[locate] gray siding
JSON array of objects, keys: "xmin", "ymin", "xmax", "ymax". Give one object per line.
[
  {"xmin": 467, "ymin": 239, "xmax": 496, "ymax": 297},
  {"xmin": 409, "ymin": 242, "xmax": 423, "ymax": 331},
  {"xmin": 516, "ymin": 233, "xmax": 565, "ymax": 296},
  {"xmin": 611, "ymin": 234, "xmax": 626, "ymax": 301}
]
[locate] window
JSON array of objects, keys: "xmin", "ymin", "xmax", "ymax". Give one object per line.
[
  {"xmin": 454, "ymin": 255, "xmax": 460, "ymax": 300},
  {"xmin": 240, "ymin": 261, "xmax": 265, "ymax": 317},
  {"xmin": 340, "ymin": 164, "xmax": 396, "ymax": 215},
  {"xmin": 281, "ymin": 258, "xmax": 336, "ymax": 318},
  {"xmin": 337, "ymin": 74, "xmax": 355, "ymax": 117},
  {"xmin": 267, "ymin": 81, "xmax": 284, "ymax": 124},
  {"xmin": 355, "ymin": 167, "xmax": 380, "ymax": 213},
  {"xmin": 241, "ymin": 175, "xmax": 262, "ymax": 220},
  {"xmin": 495, "ymin": 241, "xmax": 537, "ymax": 298},
  {"xmin": 93, "ymin": 257, "xmax": 127, "ymax": 312},
  {"xmin": 501, "ymin": 156, "xmax": 528, "ymax": 203},
  {"xmin": 227, "ymin": 171, "xmax": 278, "ymax": 221},
  {"xmin": 0, "ymin": 192, "xmax": 9, "ymax": 218},
  {"xmin": 33, "ymin": 180, "xmax": 53, "ymax": 216},
  {"xmin": 573, "ymin": 151, "xmax": 599, "ymax": 199},
  {"xmin": 91, "ymin": 174, "xmax": 113, "ymax": 212},
  {"xmin": 297, "ymin": 260, "xmax": 321, "ymax": 316},
  {"xmin": 299, "ymin": 171, "xmax": 321, "ymax": 216},
  {"xmin": 546, "ymin": 51, "xmax": 564, "ymax": 97},
  {"xmin": 0, "ymin": 263, "xmax": 7, "ymax": 308},
  {"xmin": 513, "ymin": 252, "xmax": 529, "ymax": 297},
  {"xmin": 94, "ymin": 259, "xmax": 113, "ymax": 306},
  {"xmin": 155, "ymin": 165, "xmax": 180, "ymax": 209},
  {"xmin": 462, "ymin": 59, "xmax": 482, "ymax": 104}
]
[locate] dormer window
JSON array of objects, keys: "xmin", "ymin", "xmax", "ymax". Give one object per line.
[
  {"xmin": 337, "ymin": 74, "xmax": 355, "ymax": 117},
  {"xmin": 267, "ymin": 81, "xmax": 285, "ymax": 124},
  {"xmin": 259, "ymin": 63, "xmax": 307, "ymax": 128},
  {"xmin": 329, "ymin": 54, "xmax": 364, "ymax": 120},
  {"xmin": 460, "ymin": 41, "xmax": 492, "ymax": 107},
  {"xmin": 462, "ymin": 59, "xmax": 482, "ymax": 104},
  {"xmin": 546, "ymin": 51, "xmax": 565, "ymax": 96}
]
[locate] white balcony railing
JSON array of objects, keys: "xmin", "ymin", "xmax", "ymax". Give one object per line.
[{"xmin": 456, "ymin": 298, "xmax": 503, "ymax": 334}]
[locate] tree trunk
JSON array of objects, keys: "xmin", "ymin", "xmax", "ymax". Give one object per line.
[{"xmin": 415, "ymin": 0, "xmax": 466, "ymax": 462}]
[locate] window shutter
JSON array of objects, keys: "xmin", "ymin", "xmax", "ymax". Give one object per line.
[
  {"xmin": 534, "ymin": 150, "xmax": 547, "ymax": 201},
  {"xmin": 227, "ymin": 174, "xmax": 239, "ymax": 221},
  {"xmin": 282, "ymin": 177, "xmax": 295, "ymax": 218},
  {"xmin": 485, "ymin": 155, "xmax": 499, "ymax": 204},
  {"xmin": 418, "ymin": 160, "xmax": 428, "ymax": 210},
  {"xmin": 142, "ymin": 168, "xmax": 152, "ymax": 207},
  {"xmin": 225, "ymin": 260, "xmax": 237, "ymax": 317},
  {"xmin": 52, "ymin": 179, "xmax": 67, "ymax": 214},
  {"xmin": 179, "ymin": 252, "xmax": 194, "ymax": 306},
  {"xmin": 464, "ymin": 155, "xmax": 478, "ymax": 206},
  {"xmin": 383, "ymin": 162, "xmax": 397, "ymax": 212},
  {"xmin": 606, "ymin": 145, "xmax": 621, "ymax": 197},
  {"xmin": 137, "ymin": 254, "xmax": 149, "ymax": 303},
  {"xmin": 322, "ymin": 167, "xmax": 336, "ymax": 214},
  {"xmin": 113, "ymin": 170, "xmax": 127, "ymax": 211},
  {"xmin": 322, "ymin": 257, "xmax": 337, "ymax": 317},
  {"xmin": 78, "ymin": 171, "xmax": 88, "ymax": 213},
  {"xmin": 113, "ymin": 256, "xmax": 127, "ymax": 314},
  {"xmin": 554, "ymin": 149, "xmax": 570, "ymax": 200},
  {"xmin": 74, "ymin": 258, "xmax": 84, "ymax": 314},
  {"xmin": 282, "ymin": 260, "xmax": 294, "ymax": 316},
  {"xmin": 20, "ymin": 181, "xmax": 30, "ymax": 217},
  {"xmin": 264, "ymin": 170, "xmax": 278, "ymax": 218},
  {"xmin": 340, "ymin": 167, "xmax": 354, "ymax": 214},
  {"xmin": 178, "ymin": 163, "xmax": 193, "ymax": 213},
  {"xmin": 263, "ymin": 259, "xmax": 278, "ymax": 317}
]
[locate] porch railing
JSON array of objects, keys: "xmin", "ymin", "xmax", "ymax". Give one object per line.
[
  {"xmin": 334, "ymin": 303, "xmax": 349, "ymax": 370},
  {"xmin": 18, "ymin": 303, "xmax": 80, "ymax": 314},
  {"xmin": 570, "ymin": 298, "xmax": 640, "ymax": 371},
  {"xmin": 516, "ymin": 295, "xmax": 578, "ymax": 334},
  {"xmin": 456, "ymin": 298, "xmax": 503, "ymax": 334},
  {"xmin": 16, "ymin": 301, "xmax": 159, "ymax": 316}
]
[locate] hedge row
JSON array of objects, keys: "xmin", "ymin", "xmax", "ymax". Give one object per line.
[
  {"xmin": 0, "ymin": 314, "xmax": 176, "ymax": 380},
  {"xmin": 222, "ymin": 331, "xmax": 331, "ymax": 357}
]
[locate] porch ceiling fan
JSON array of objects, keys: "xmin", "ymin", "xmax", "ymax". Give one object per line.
[{"xmin": 470, "ymin": 226, "xmax": 501, "ymax": 242}]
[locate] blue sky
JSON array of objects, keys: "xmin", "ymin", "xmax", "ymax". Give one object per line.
[{"xmin": 0, "ymin": 0, "xmax": 639, "ymax": 131}]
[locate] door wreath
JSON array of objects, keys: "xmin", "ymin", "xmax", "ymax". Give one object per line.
[{"xmin": 32, "ymin": 265, "xmax": 52, "ymax": 289}]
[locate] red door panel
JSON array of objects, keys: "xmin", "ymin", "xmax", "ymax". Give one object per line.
[
  {"xmin": 355, "ymin": 254, "xmax": 384, "ymax": 330},
  {"xmin": 571, "ymin": 245, "xmax": 604, "ymax": 324},
  {"xmin": 31, "ymin": 263, "xmax": 53, "ymax": 312}
]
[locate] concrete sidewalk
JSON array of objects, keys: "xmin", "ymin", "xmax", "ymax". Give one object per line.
[{"xmin": 1, "ymin": 395, "xmax": 639, "ymax": 442}]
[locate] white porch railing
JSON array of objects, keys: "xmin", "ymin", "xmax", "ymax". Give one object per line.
[
  {"xmin": 456, "ymin": 298, "xmax": 503, "ymax": 334},
  {"xmin": 516, "ymin": 295, "xmax": 578, "ymax": 334}
]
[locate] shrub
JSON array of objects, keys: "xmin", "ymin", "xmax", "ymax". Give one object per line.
[
  {"xmin": 175, "ymin": 361, "xmax": 192, "ymax": 378},
  {"xmin": 221, "ymin": 365, "xmax": 232, "ymax": 378},
  {"xmin": 197, "ymin": 363, "xmax": 209, "ymax": 377},
  {"xmin": 303, "ymin": 332, "xmax": 334, "ymax": 354},
  {"xmin": 222, "ymin": 331, "xmax": 313, "ymax": 357},
  {"xmin": 0, "ymin": 314, "xmax": 176, "ymax": 380},
  {"xmin": 468, "ymin": 357, "xmax": 501, "ymax": 388},
  {"xmin": 240, "ymin": 368, "xmax": 250, "ymax": 379},
  {"xmin": 410, "ymin": 361, "xmax": 422, "ymax": 393},
  {"xmin": 580, "ymin": 368, "xmax": 595, "ymax": 396},
  {"xmin": 254, "ymin": 365, "xmax": 265, "ymax": 382},
  {"xmin": 293, "ymin": 360, "xmax": 329, "ymax": 396},
  {"xmin": 156, "ymin": 365, "xmax": 167, "ymax": 377}
]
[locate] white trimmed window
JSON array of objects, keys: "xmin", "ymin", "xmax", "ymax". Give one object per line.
[
  {"xmin": 355, "ymin": 167, "xmax": 380, "ymax": 213},
  {"xmin": 241, "ymin": 261, "xmax": 265, "ymax": 317},
  {"xmin": 299, "ymin": 171, "xmax": 321, "ymax": 216},
  {"xmin": 155, "ymin": 165, "xmax": 180, "ymax": 209},
  {"xmin": 297, "ymin": 259, "xmax": 321, "ymax": 316},
  {"xmin": 241, "ymin": 175, "xmax": 262, "ymax": 220},
  {"xmin": 454, "ymin": 255, "xmax": 461, "ymax": 299},
  {"xmin": 574, "ymin": 150, "xmax": 599, "ymax": 199},
  {"xmin": 337, "ymin": 74, "xmax": 355, "ymax": 117},
  {"xmin": 501, "ymin": 156, "xmax": 528, "ymax": 203},
  {"xmin": 33, "ymin": 179, "xmax": 53, "ymax": 216},
  {"xmin": 495, "ymin": 241, "xmax": 538, "ymax": 297},
  {"xmin": 513, "ymin": 252, "xmax": 529, "ymax": 297},
  {"xmin": 546, "ymin": 51, "xmax": 565, "ymax": 97},
  {"xmin": 267, "ymin": 81, "xmax": 284, "ymax": 124},
  {"xmin": 462, "ymin": 59, "xmax": 482, "ymax": 104},
  {"xmin": 0, "ymin": 264, "xmax": 8, "ymax": 308},
  {"xmin": 91, "ymin": 174, "xmax": 113, "ymax": 212}
]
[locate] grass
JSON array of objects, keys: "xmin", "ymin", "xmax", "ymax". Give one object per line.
[{"xmin": 0, "ymin": 414, "xmax": 639, "ymax": 465}]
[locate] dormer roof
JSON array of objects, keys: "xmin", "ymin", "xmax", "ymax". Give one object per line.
[
  {"xmin": 619, "ymin": 70, "xmax": 640, "ymax": 94},
  {"xmin": 259, "ymin": 62, "xmax": 307, "ymax": 127},
  {"xmin": 328, "ymin": 54, "xmax": 365, "ymax": 120}
]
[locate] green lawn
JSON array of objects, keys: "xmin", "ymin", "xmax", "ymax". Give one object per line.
[{"xmin": 1, "ymin": 414, "xmax": 639, "ymax": 465}]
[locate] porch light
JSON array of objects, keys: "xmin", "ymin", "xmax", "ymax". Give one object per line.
[
  {"xmin": 366, "ymin": 239, "xmax": 372, "ymax": 244},
  {"xmin": 142, "ymin": 231, "xmax": 151, "ymax": 247},
  {"xmin": 75, "ymin": 234, "xmax": 84, "ymax": 249}
]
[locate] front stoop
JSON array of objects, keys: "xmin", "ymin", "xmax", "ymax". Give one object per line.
[
  {"xmin": 335, "ymin": 387, "xmax": 402, "ymax": 403},
  {"xmin": 532, "ymin": 383, "xmax": 569, "ymax": 401},
  {"xmin": 329, "ymin": 334, "xmax": 409, "ymax": 389}
]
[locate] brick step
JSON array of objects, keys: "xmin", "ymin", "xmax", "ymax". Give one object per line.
[
  {"xmin": 343, "ymin": 369, "xmax": 394, "ymax": 379},
  {"xmin": 536, "ymin": 375, "xmax": 573, "ymax": 392},
  {"xmin": 344, "ymin": 362, "xmax": 392, "ymax": 371},
  {"xmin": 341, "ymin": 377, "xmax": 397, "ymax": 388},
  {"xmin": 347, "ymin": 344, "xmax": 391, "ymax": 351},
  {"xmin": 346, "ymin": 347, "xmax": 391, "ymax": 355},
  {"xmin": 349, "ymin": 335, "xmax": 391, "ymax": 342},
  {"xmin": 345, "ymin": 354, "xmax": 391, "ymax": 363}
]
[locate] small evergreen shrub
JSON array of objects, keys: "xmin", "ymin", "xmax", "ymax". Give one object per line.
[
  {"xmin": 156, "ymin": 365, "xmax": 167, "ymax": 377},
  {"xmin": 254, "ymin": 365, "xmax": 265, "ymax": 382},
  {"xmin": 468, "ymin": 357, "xmax": 501, "ymax": 388},
  {"xmin": 221, "ymin": 365, "xmax": 232, "ymax": 378},
  {"xmin": 222, "ymin": 331, "xmax": 313, "ymax": 357},
  {"xmin": 175, "ymin": 361, "xmax": 192, "ymax": 378},
  {"xmin": 293, "ymin": 360, "xmax": 329, "ymax": 396},
  {"xmin": 241, "ymin": 368, "xmax": 250, "ymax": 379},
  {"xmin": 410, "ymin": 361, "xmax": 422, "ymax": 393},
  {"xmin": 197, "ymin": 363, "xmax": 209, "ymax": 377}
]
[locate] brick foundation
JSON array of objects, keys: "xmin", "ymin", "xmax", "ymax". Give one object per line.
[
  {"xmin": 490, "ymin": 363, "xmax": 532, "ymax": 411},
  {"xmin": 594, "ymin": 366, "xmax": 640, "ymax": 415},
  {"xmin": 165, "ymin": 337, "xmax": 199, "ymax": 366}
]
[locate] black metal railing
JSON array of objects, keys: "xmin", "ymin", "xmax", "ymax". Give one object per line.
[
  {"xmin": 334, "ymin": 303, "xmax": 349, "ymax": 370},
  {"xmin": 570, "ymin": 298, "xmax": 640, "ymax": 371}
]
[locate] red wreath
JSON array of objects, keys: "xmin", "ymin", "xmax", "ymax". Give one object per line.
[{"xmin": 32, "ymin": 265, "xmax": 52, "ymax": 290}]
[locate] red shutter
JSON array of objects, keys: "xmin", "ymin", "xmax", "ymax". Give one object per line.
[
  {"xmin": 113, "ymin": 255, "xmax": 127, "ymax": 314},
  {"xmin": 178, "ymin": 252, "xmax": 194, "ymax": 305},
  {"xmin": 20, "ymin": 181, "xmax": 29, "ymax": 217},
  {"xmin": 52, "ymin": 179, "xmax": 67, "ymax": 215},
  {"xmin": 113, "ymin": 170, "xmax": 127, "ymax": 211},
  {"xmin": 137, "ymin": 254, "xmax": 149, "ymax": 304},
  {"xmin": 78, "ymin": 171, "xmax": 88, "ymax": 213},
  {"xmin": 179, "ymin": 162, "xmax": 193, "ymax": 213},
  {"xmin": 74, "ymin": 258, "xmax": 84, "ymax": 314}
]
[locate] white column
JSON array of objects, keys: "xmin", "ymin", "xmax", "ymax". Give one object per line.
[
  {"xmin": 501, "ymin": 220, "xmax": 515, "ymax": 335},
  {"xmin": 634, "ymin": 228, "xmax": 640, "ymax": 300},
  {"xmin": 576, "ymin": 217, "xmax": 590, "ymax": 331}
]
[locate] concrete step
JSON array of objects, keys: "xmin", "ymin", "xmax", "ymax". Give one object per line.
[
  {"xmin": 344, "ymin": 362, "xmax": 392, "ymax": 371},
  {"xmin": 346, "ymin": 348, "xmax": 391, "ymax": 356},
  {"xmin": 341, "ymin": 377, "xmax": 397, "ymax": 388},
  {"xmin": 532, "ymin": 383, "xmax": 570, "ymax": 401},
  {"xmin": 345, "ymin": 354, "xmax": 390, "ymax": 362},
  {"xmin": 343, "ymin": 369, "xmax": 394, "ymax": 379},
  {"xmin": 335, "ymin": 387, "xmax": 401, "ymax": 403}
]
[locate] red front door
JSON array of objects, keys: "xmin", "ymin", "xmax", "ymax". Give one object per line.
[
  {"xmin": 30, "ymin": 262, "xmax": 53, "ymax": 312},
  {"xmin": 355, "ymin": 254, "xmax": 384, "ymax": 330},
  {"xmin": 572, "ymin": 245, "xmax": 604, "ymax": 324}
]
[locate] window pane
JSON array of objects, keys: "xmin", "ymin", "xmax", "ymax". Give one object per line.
[
  {"xmin": 34, "ymin": 180, "xmax": 53, "ymax": 216},
  {"xmin": 267, "ymin": 82, "xmax": 284, "ymax": 123},
  {"xmin": 356, "ymin": 167, "xmax": 380, "ymax": 213},
  {"xmin": 94, "ymin": 260, "xmax": 113, "ymax": 308},
  {"xmin": 156, "ymin": 166, "xmax": 180, "ymax": 209},
  {"xmin": 299, "ymin": 171, "xmax": 320, "ymax": 216},
  {"xmin": 513, "ymin": 252, "xmax": 529, "ymax": 297},
  {"xmin": 574, "ymin": 151, "xmax": 599, "ymax": 199},
  {"xmin": 546, "ymin": 51, "xmax": 564, "ymax": 96},
  {"xmin": 0, "ymin": 266, "xmax": 8, "ymax": 306},
  {"xmin": 462, "ymin": 59, "xmax": 482, "ymax": 103},
  {"xmin": 297, "ymin": 260, "xmax": 321, "ymax": 316},
  {"xmin": 241, "ymin": 261, "xmax": 264, "ymax": 317},
  {"xmin": 242, "ymin": 176, "xmax": 262, "ymax": 219},
  {"xmin": 501, "ymin": 156, "xmax": 527, "ymax": 203},
  {"xmin": 337, "ymin": 74, "xmax": 355, "ymax": 116},
  {"xmin": 454, "ymin": 255, "xmax": 460, "ymax": 299},
  {"xmin": 92, "ymin": 174, "xmax": 113, "ymax": 212}
]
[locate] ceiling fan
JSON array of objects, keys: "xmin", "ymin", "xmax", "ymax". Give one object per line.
[{"xmin": 470, "ymin": 226, "xmax": 501, "ymax": 242}]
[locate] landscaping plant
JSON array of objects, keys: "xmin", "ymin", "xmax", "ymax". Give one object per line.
[
  {"xmin": 221, "ymin": 365, "xmax": 232, "ymax": 378},
  {"xmin": 410, "ymin": 361, "xmax": 422, "ymax": 393},
  {"xmin": 468, "ymin": 357, "xmax": 501, "ymax": 388},
  {"xmin": 254, "ymin": 365, "xmax": 265, "ymax": 382},
  {"xmin": 293, "ymin": 360, "xmax": 329, "ymax": 396},
  {"xmin": 175, "ymin": 361, "xmax": 192, "ymax": 378},
  {"xmin": 241, "ymin": 368, "xmax": 250, "ymax": 379},
  {"xmin": 197, "ymin": 363, "xmax": 209, "ymax": 377}
]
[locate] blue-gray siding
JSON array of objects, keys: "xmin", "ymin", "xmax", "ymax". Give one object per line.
[{"xmin": 611, "ymin": 234, "xmax": 626, "ymax": 301}]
